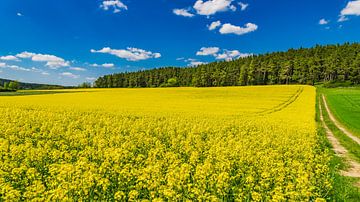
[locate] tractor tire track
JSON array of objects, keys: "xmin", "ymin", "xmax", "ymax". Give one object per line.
[{"xmin": 257, "ymin": 87, "xmax": 304, "ymax": 115}]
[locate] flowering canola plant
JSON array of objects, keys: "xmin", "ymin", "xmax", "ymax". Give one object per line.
[{"xmin": 0, "ymin": 86, "xmax": 332, "ymax": 201}]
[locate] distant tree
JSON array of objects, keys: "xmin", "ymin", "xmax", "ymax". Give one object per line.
[
  {"xmin": 3, "ymin": 82, "xmax": 9, "ymax": 89},
  {"xmin": 78, "ymin": 82, "xmax": 92, "ymax": 88},
  {"xmin": 8, "ymin": 81, "xmax": 19, "ymax": 90},
  {"xmin": 166, "ymin": 78, "xmax": 178, "ymax": 87},
  {"xmin": 238, "ymin": 64, "xmax": 248, "ymax": 86}
]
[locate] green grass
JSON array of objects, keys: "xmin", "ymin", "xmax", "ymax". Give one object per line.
[
  {"xmin": 320, "ymin": 94, "xmax": 360, "ymax": 162},
  {"xmin": 0, "ymin": 90, "xmax": 83, "ymax": 96},
  {"xmin": 316, "ymin": 89, "xmax": 360, "ymax": 201},
  {"xmin": 320, "ymin": 87, "xmax": 360, "ymax": 137}
]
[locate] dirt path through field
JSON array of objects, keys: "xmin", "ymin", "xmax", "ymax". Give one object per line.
[
  {"xmin": 319, "ymin": 98, "xmax": 360, "ymax": 179},
  {"xmin": 322, "ymin": 95, "xmax": 360, "ymax": 145}
]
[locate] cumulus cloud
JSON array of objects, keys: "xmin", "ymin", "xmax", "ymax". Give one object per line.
[
  {"xmin": 30, "ymin": 67, "xmax": 50, "ymax": 75},
  {"xmin": 91, "ymin": 47, "xmax": 161, "ymax": 61},
  {"xmin": 69, "ymin": 67, "xmax": 86, "ymax": 71},
  {"xmin": 190, "ymin": 61, "xmax": 206, "ymax": 66},
  {"xmin": 0, "ymin": 55, "xmax": 20, "ymax": 61},
  {"xmin": 173, "ymin": 8, "xmax": 195, "ymax": 17},
  {"xmin": 338, "ymin": 0, "xmax": 360, "ymax": 21},
  {"xmin": 17, "ymin": 13, "xmax": 23, "ymax": 17},
  {"xmin": 193, "ymin": 0, "xmax": 236, "ymax": 16},
  {"xmin": 238, "ymin": 2, "xmax": 249, "ymax": 11},
  {"xmin": 196, "ymin": 47, "xmax": 220, "ymax": 56},
  {"xmin": 196, "ymin": 47, "xmax": 252, "ymax": 61},
  {"xmin": 16, "ymin": 51, "xmax": 70, "ymax": 69},
  {"xmin": 215, "ymin": 50, "xmax": 251, "ymax": 61},
  {"xmin": 219, "ymin": 23, "xmax": 258, "ymax": 35},
  {"xmin": 15, "ymin": 52, "xmax": 34, "ymax": 58},
  {"xmin": 86, "ymin": 77, "xmax": 97, "ymax": 81},
  {"xmin": 185, "ymin": 58, "xmax": 207, "ymax": 66},
  {"xmin": 319, "ymin": 18, "xmax": 329, "ymax": 25},
  {"xmin": 102, "ymin": 63, "xmax": 115, "ymax": 68},
  {"xmin": 7, "ymin": 65, "xmax": 31, "ymax": 72},
  {"xmin": 91, "ymin": 63, "xmax": 115, "ymax": 68},
  {"xmin": 341, "ymin": 0, "xmax": 360, "ymax": 16},
  {"xmin": 35, "ymin": 69, "xmax": 50, "ymax": 76},
  {"xmin": 100, "ymin": 0, "xmax": 128, "ymax": 13},
  {"xmin": 60, "ymin": 72, "xmax": 79, "ymax": 79},
  {"xmin": 208, "ymin": 21, "xmax": 222, "ymax": 30},
  {"xmin": 0, "ymin": 63, "xmax": 51, "ymax": 75},
  {"xmin": 338, "ymin": 15, "xmax": 349, "ymax": 22}
]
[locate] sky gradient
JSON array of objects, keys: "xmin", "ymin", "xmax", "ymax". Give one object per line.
[{"xmin": 0, "ymin": 0, "xmax": 360, "ymax": 86}]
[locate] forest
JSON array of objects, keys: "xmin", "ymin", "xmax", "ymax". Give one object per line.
[{"xmin": 94, "ymin": 43, "xmax": 360, "ymax": 88}]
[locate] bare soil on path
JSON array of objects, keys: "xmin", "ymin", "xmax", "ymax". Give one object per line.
[{"xmin": 319, "ymin": 98, "xmax": 360, "ymax": 180}]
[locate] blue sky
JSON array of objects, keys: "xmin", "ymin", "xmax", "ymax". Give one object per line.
[{"xmin": 0, "ymin": 0, "xmax": 359, "ymax": 86}]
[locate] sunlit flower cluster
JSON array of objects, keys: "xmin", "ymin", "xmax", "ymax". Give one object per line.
[{"xmin": 0, "ymin": 86, "xmax": 331, "ymax": 201}]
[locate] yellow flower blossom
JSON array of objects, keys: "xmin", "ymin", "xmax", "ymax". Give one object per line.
[{"xmin": 0, "ymin": 86, "xmax": 332, "ymax": 200}]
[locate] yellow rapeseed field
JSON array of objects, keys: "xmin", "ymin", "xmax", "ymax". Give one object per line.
[{"xmin": 0, "ymin": 85, "xmax": 332, "ymax": 201}]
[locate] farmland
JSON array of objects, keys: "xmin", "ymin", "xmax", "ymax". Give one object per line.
[
  {"xmin": 0, "ymin": 86, "xmax": 332, "ymax": 201},
  {"xmin": 321, "ymin": 87, "xmax": 360, "ymax": 137}
]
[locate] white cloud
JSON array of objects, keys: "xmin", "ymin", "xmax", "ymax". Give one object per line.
[
  {"xmin": 102, "ymin": 63, "xmax": 115, "ymax": 68},
  {"xmin": 0, "ymin": 55, "xmax": 19, "ymax": 61},
  {"xmin": 185, "ymin": 58, "xmax": 207, "ymax": 66},
  {"xmin": 60, "ymin": 72, "xmax": 79, "ymax": 79},
  {"xmin": 7, "ymin": 65, "xmax": 31, "ymax": 72},
  {"xmin": 190, "ymin": 61, "xmax": 206, "ymax": 66},
  {"xmin": 196, "ymin": 47, "xmax": 252, "ymax": 61},
  {"xmin": 173, "ymin": 8, "xmax": 195, "ymax": 17},
  {"xmin": 1, "ymin": 64, "xmax": 51, "ymax": 75},
  {"xmin": 208, "ymin": 20, "xmax": 222, "ymax": 30},
  {"xmin": 215, "ymin": 50, "xmax": 251, "ymax": 61},
  {"xmin": 30, "ymin": 67, "xmax": 42, "ymax": 72},
  {"xmin": 91, "ymin": 47, "xmax": 161, "ymax": 61},
  {"xmin": 16, "ymin": 51, "xmax": 70, "ymax": 69},
  {"xmin": 17, "ymin": 13, "xmax": 23, "ymax": 17},
  {"xmin": 86, "ymin": 77, "xmax": 97, "ymax": 81},
  {"xmin": 69, "ymin": 67, "xmax": 86, "ymax": 71},
  {"xmin": 193, "ymin": 0, "xmax": 236, "ymax": 16},
  {"xmin": 238, "ymin": 2, "xmax": 249, "ymax": 11},
  {"xmin": 338, "ymin": 15, "xmax": 349, "ymax": 22},
  {"xmin": 100, "ymin": 0, "xmax": 128, "ymax": 13},
  {"xmin": 196, "ymin": 47, "xmax": 220, "ymax": 56},
  {"xmin": 176, "ymin": 57, "xmax": 185, "ymax": 61},
  {"xmin": 16, "ymin": 52, "xmax": 34, "ymax": 58},
  {"xmin": 341, "ymin": 0, "xmax": 360, "ymax": 16},
  {"xmin": 219, "ymin": 22, "xmax": 258, "ymax": 35},
  {"xmin": 30, "ymin": 67, "xmax": 50, "ymax": 76},
  {"xmin": 319, "ymin": 18, "xmax": 329, "ymax": 25},
  {"xmin": 91, "ymin": 63, "xmax": 114, "ymax": 68}
]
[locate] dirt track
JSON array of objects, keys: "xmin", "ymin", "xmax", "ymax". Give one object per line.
[
  {"xmin": 319, "ymin": 97, "xmax": 360, "ymax": 179},
  {"xmin": 322, "ymin": 95, "xmax": 360, "ymax": 145}
]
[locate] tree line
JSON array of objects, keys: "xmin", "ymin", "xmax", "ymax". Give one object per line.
[
  {"xmin": 94, "ymin": 43, "xmax": 360, "ymax": 88},
  {"xmin": 0, "ymin": 79, "xmax": 65, "ymax": 90},
  {"xmin": 0, "ymin": 81, "xmax": 19, "ymax": 92}
]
